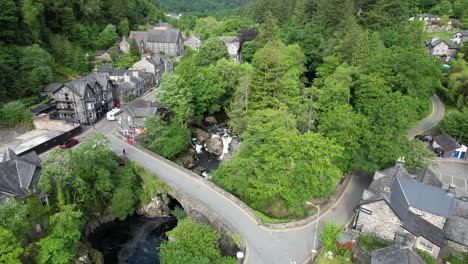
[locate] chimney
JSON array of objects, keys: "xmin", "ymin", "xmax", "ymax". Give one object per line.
[
  {"xmin": 124, "ymin": 73, "xmax": 130, "ymax": 83},
  {"xmin": 132, "ymin": 71, "xmax": 139, "ymax": 78},
  {"xmin": 448, "ymin": 184, "xmax": 456, "ymax": 194},
  {"xmin": 122, "ymin": 36, "xmax": 126, "ymax": 42},
  {"xmin": 396, "ymin": 156, "xmax": 405, "ymax": 166}
]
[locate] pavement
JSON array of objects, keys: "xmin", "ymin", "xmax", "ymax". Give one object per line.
[
  {"xmin": 431, "ymin": 160, "xmax": 468, "ymax": 197},
  {"xmin": 407, "ymin": 95, "xmax": 445, "ymax": 139}
]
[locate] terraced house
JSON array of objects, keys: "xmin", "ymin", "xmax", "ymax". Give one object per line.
[{"xmin": 355, "ymin": 159, "xmax": 468, "ymax": 259}]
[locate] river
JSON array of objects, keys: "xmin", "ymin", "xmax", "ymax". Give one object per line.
[{"xmin": 88, "ymin": 214, "xmax": 177, "ymax": 264}]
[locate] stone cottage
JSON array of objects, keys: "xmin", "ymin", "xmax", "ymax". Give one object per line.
[
  {"xmin": 184, "ymin": 36, "xmax": 202, "ymax": 51},
  {"xmin": 219, "ymin": 36, "xmax": 241, "ymax": 61},
  {"xmin": 355, "ymin": 159, "xmax": 453, "ymax": 258},
  {"xmin": 451, "ymin": 31, "xmax": 468, "ymax": 46},
  {"xmin": 425, "ymin": 37, "xmax": 458, "ymax": 62},
  {"xmin": 120, "ymin": 26, "xmax": 184, "ymax": 57}
]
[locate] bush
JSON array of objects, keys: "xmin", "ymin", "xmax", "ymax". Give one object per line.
[
  {"xmin": 416, "ymin": 249, "xmax": 436, "ymax": 264},
  {"xmin": 320, "ymin": 222, "xmax": 341, "ymax": 253},
  {"xmin": 172, "ymin": 207, "xmax": 186, "ymax": 220},
  {"xmin": 0, "ymin": 101, "xmax": 32, "ymax": 127},
  {"xmin": 136, "ymin": 163, "xmax": 170, "ymax": 205},
  {"xmin": 444, "ymin": 253, "xmax": 468, "ymax": 264},
  {"xmin": 358, "ymin": 234, "xmax": 391, "ymax": 251}
]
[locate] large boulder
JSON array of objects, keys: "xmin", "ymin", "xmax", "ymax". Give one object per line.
[
  {"xmin": 204, "ymin": 116, "xmax": 217, "ymax": 125},
  {"xmin": 136, "ymin": 194, "xmax": 171, "ymax": 218},
  {"xmin": 174, "ymin": 149, "xmax": 197, "ymax": 169},
  {"xmin": 192, "ymin": 128, "xmax": 210, "ymax": 143},
  {"xmin": 206, "ymin": 138, "xmax": 223, "ymax": 156}
]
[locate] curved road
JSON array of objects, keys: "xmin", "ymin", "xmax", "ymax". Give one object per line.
[
  {"xmin": 101, "ymin": 94, "xmax": 444, "ymax": 264},
  {"xmin": 407, "ymin": 95, "xmax": 445, "ymax": 139}
]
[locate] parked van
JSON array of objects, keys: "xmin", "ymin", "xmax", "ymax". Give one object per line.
[{"xmin": 106, "ymin": 108, "xmax": 122, "ymax": 121}]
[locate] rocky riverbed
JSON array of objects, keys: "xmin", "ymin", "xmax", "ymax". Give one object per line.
[{"xmin": 176, "ymin": 115, "xmax": 241, "ymax": 179}]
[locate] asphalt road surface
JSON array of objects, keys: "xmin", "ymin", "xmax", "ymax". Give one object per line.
[{"xmin": 407, "ymin": 95, "xmax": 445, "ymax": 139}]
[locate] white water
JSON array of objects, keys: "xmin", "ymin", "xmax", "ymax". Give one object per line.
[
  {"xmin": 195, "ymin": 144, "xmax": 203, "ymax": 153},
  {"xmin": 219, "ymin": 130, "xmax": 233, "ymax": 161},
  {"xmin": 202, "ymin": 172, "xmax": 211, "ymax": 180}
]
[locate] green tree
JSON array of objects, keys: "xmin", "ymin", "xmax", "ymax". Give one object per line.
[
  {"xmin": 130, "ymin": 38, "xmax": 141, "ymax": 57},
  {"xmin": 20, "ymin": 45, "xmax": 54, "ymax": 95},
  {"xmin": 213, "ymin": 109, "xmax": 343, "ymax": 218},
  {"xmin": 160, "ymin": 218, "xmax": 235, "ymax": 264},
  {"xmin": 437, "ymin": 109, "xmax": 468, "ymax": 144},
  {"xmin": 195, "ymin": 38, "xmax": 230, "ymax": 66},
  {"xmin": 0, "ymin": 227, "xmax": 23, "ymax": 264},
  {"xmin": 119, "ymin": 18, "xmax": 130, "ymax": 37},
  {"xmin": 36, "ymin": 205, "xmax": 84, "ymax": 264},
  {"xmin": 141, "ymin": 117, "xmax": 192, "ymax": 159},
  {"xmin": 240, "ymin": 41, "xmax": 257, "ymax": 63},
  {"xmin": 21, "ymin": 0, "xmax": 44, "ymax": 42},
  {"xmin": 0, "ymin": 199, "xmax": 30, "ymax": 238},
  {"xmin": 96, "ymin": 24, "xmax": 118, "ymax": 49},
  {"xmin": 447, "ymin": 70, "xmax": 468, "ymax": 109},
  {"xmin": 158, "ymin": 74, "xmax": 194, "ymax": 124},
  {"xmin": 0, "ymin": 0, "xmax": 18, "ymax": 43},
  {"xmin": 110, "ymin": 165, "xmax": 141, "ymax": 220}
]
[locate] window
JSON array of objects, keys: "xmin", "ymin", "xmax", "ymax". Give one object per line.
[
  {"xmin": 360, "ymin": 207, "xmax": 372, "ymax": 215},
  {"xmin": 418, "ymin": 239, "xmax": 434, "ymax": 253},
  {"xmin": 87, "ymin": 102, "xmax": 93, "ymax": 110}
]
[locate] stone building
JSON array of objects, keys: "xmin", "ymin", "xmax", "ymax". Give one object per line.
[
  {"xmin": 355, "ymin": 160, "xmax": 453, "ymax": 258},
  {"xmin": 119, "ymin": 25, "xmax": 184, "ymax": 57},
  {"xmin": 219, "ymin": 36, "xmax": 241, "ymax": 61},
  {"xmin": 425, "ymin": 37, "xmax": 458, "ymax": 62},
  {"xmin": 44, "ymin": 74, "xmax": 114, "ymax": 124},
  {"xmin": 451, "ymin": 31, "xmax": 468, "ymax": 46},
  {"xmin": 184, "ymin": 35, "xmax": 202, "ymax": 51}
]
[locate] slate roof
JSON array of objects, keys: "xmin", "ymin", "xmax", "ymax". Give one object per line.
[
  {"xmin": 410, "ymin": 168, "xmax": 443, "ymax": 188},
  {"xmin": 393, "ymin": 175, "xmax": 453, "ymax": 218},
  {"xmin": 147, "ymin": 29, "xmax": 181, "ymax": 43},
  {"xmin": 445, "ymin": 40, "xmax": 458, "ymax": 49},
  {"xmin": 110, "ymin": 68, "xmax": 130, "ymax": 77},
  {"xmin": 434, "ymin": 133, "xmax": 460, "ymax": 152},
  {"xmin": 184, "ymin": 36, "xmax": 201, "ymax": 43},
  {"xmin": 371, "ymin": 245, "xmax": 425, "ymax": 264},
  {"xmin": 75, "ymin": 74, "xmax": 112, "ymax": 92},
  {"xmin": 402, "ymin": 212, "xmax": 445, "ymax": 246},
  {"xmin": 127, "ymin": 99, "xmax": 158, "ymax": 118},
  {"xmin": 0, "ymin": 149, "xmax": 41, "ymax": 199},
  {"xmin": 444, "ymin": 199, "xmax": 468, "ymax": 246},
  {"xmin": 95, "ymin": 50, "xmax": 107, "ymax": 56},
  {"xmin": 128, "ymin": 31, "xmax": 148, "ymax": 44},
  {"xmin": 43, "ymin": 83, "xmax": 64, "ymax": 94},
  {"xmin": 116, "ymin": 82, "xmax": 135, "ymax": 93},
  {"xmin": 98, "ymin": 64, "xmax": 113, "ymax": 74}
]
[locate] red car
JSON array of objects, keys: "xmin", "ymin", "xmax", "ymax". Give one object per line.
[{"xmin": 60, "ymin": 138, "xmax": 79, "ymax": 149}]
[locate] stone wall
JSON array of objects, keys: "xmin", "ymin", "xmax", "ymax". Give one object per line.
[
  {"xmin": 409, "ymin": 206, "xmax": 446, "ymax": 229},
  {"xmin": 415, "ymin": 236, "xmax": 441, "ymax": 258},
  {"xmin": 442, "ymin": 240, "xmax": 468, "ymax": 257},
  {"xmin": 357, "ymin": 200, "xmax": 402, "ymax": 241}
]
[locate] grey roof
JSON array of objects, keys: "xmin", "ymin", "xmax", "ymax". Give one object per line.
[
  {"xmin": 403, "ymin": 212, "xmax": 445, "ymax": 246},
  {"xmin": 390, "ymin": 176, "xmax": 410, "ymax": 219},
  {"xmin": 116, "ymin": 82, "xmax": 135, "ymax": 93},
  {"xmin": 444, "ymin": 198, "xmax": 468, "ymax": 246},
  {"xmin": 371, "ymin": 245, "xmax": 425, "ymax": 264},
  {"xmin": 434, "ymin": 133, "xmax": 460, "ymax": 152},
  {"xmin": 455, "ymin": 31, "xmax": 468, "ymax": 36},
  {"xmin": 154, "ymin": 22, "xmax": 172, "ymax": 28},
  {"xmin": 219, "ymin": 36, "xmax": 240, "ymax": 44},
  {"xmin": 2, "ymin": 148, "xmax": 17, "ymax": 162},
  {"xmin": 416, "ymin": 14, "xmax": 440, "ymax": 19},
  {"xmin": 110, "ymin": 68, "xmax": 130, "ymax": 77},
  {"xmin": 147, "ymin": 29, "xmax": 181, "ymax": 43},
  {"xmin": 445, "ymin": 40, "xmax": 458, "ymax": 49},
  {"xmin": 138, "ymin": 71, "xmax": 154, "ymax": 81},
  {"xmin": 95, "ymin": 50, "xmax": 106, "ymax": 56},
  {"xmin": 128, "ymin": 31, "xmax": 148, "ymax": 44},
  {"xmin": 65, "ymin": 82, "xmax": 91, "ymax": 97},
  {"xmin": 98, "ymin": 64, "xmax": 113, "ymax": 73},
  {"xmin": 444, "ymin": 215, "xmax": 468, "ymax": 246},
  {"xmin": 394, "ymin": 175, "xmax": 453, "ymax": 218},
  {"xmin": 75, "ymin": 74, "xmax": 112, "ymax": 92},
  {"xmin": 184, "ymin": 36, "xmax": 201, "ymax": 43},
  {"xmin": 0, "ymin": 150, "xmax": 41, "ymax": 199},
  {"xmin": 43, "ymin": 83, "xmax": 64, "ymax": 94},
  {"xmin": 127, "ymin": 99, "xmax": 158, "ymax": 118},
  {"xmin": 410, "ymin": 168, "xmax": 443, "ymax": 188}
]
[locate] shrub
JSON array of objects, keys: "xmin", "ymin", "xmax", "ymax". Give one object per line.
[
  {"xmin": 0, "ymin": 101, "xmax": 32, "ymax": 127},
  {"xmin": 172, "ymin": 207, "xmax": 186, "ymax": 220},
  {"xmin": 416, "ymin": 249, "xmax": 436, "ymax": 264},
  {"xmin": 444, "ymin": 253, "xmax": 468, "ymax": 264},
  {"xmin": 358, "ymin": 234, "xmax": 391, "ymax": 251},
  {"xmin": 320, "ymin": 222, "xmax": 341, "ymax": 253}
]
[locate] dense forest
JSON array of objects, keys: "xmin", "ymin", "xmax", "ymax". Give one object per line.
[
  {"xmin": 0, "ymin": 0, "xmax": 164, "ymax": 102},
  {"xmin": 158, "ymin": 0, "xmax": 245, "ymax": 14},
  {"xmin": 145, "ymin": 0, "xmax": 468, "ymax": 220}
]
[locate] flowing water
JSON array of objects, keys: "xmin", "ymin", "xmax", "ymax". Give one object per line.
[{"xmin": 88, "ymin": 214, "xmax": 177, "ymax": 264}]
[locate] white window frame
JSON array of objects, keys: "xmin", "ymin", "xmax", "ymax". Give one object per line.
[
  {"xmin": 415, "ymin": 208, "xmax": 424, "ymax": 216},
  {"xmin": 418, "ymin": 239, "xmax": 434, "ymax": 253}
]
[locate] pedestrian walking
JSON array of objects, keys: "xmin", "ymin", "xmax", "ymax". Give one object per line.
[{"xmin": 123, "ymin": 148, "xmax": 126, "ymax": 156}]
